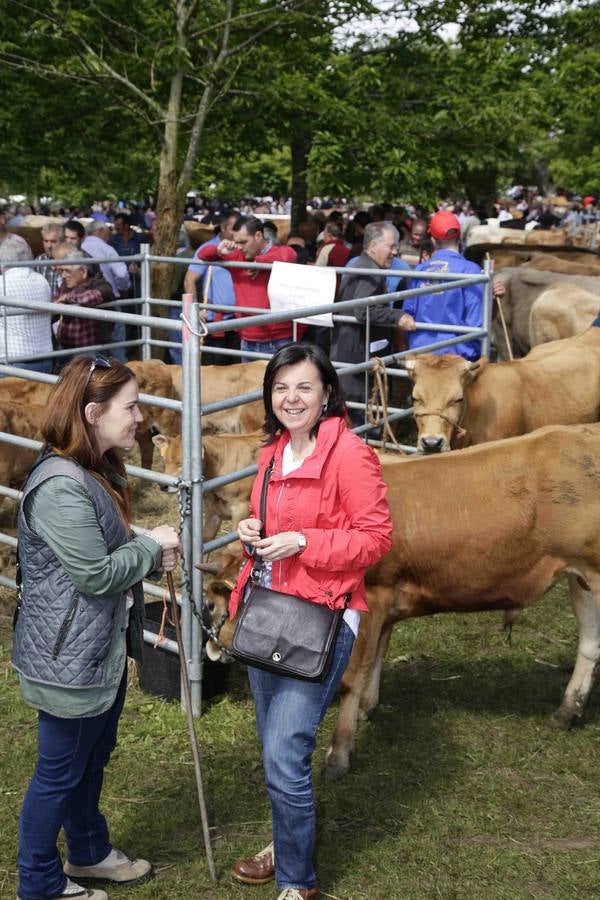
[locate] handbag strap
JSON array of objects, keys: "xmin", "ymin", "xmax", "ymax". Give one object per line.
[
  {"xmin": 258, "ymin": 456, "xmax": 275, "ymax": 538},
  {"xmin": 251, "ymin": 456, "xmax": 275, "ymax": 582}
]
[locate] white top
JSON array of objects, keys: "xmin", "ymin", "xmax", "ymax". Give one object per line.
[
  {"xmin": 0, "ymin": 266, "xmax": 53, "ymax": 362},
  {"xmin": 282, "ymin": 442, "xmax": 360, "ymax": 637},
  {"xmin": 81, "ymin": 235, "xmax": 130, "ymax": 298}
]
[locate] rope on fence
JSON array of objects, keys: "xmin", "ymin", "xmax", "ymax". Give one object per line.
[{"xmin": 368, "ymin": 358, "xmax": 403, "ymax": 452}]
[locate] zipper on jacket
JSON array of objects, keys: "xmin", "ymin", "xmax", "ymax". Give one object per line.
[
  {"xmin": 51, "ymin": 592, "xmax": 80, "ymax": 659},
  {"xmin": 274, "ymin": 480, "xmax": 286, "ymax": 584}
]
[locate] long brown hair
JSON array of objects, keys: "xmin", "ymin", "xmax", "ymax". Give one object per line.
[{"xmin": 41, "ymin": 355, "xmax": 136, "ymax": 522}]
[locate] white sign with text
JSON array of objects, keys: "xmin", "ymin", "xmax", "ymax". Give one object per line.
[{"xmin": 268, "ymin": 261, "xmax": 335, "ymax": 328}]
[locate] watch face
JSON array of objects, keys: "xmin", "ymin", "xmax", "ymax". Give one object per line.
[{"xmin": 298, "ymin": 534, "xmax": 307, "ymax": 549}]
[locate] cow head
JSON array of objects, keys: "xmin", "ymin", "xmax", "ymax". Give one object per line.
[
  {"xmin": 152, "ymin": 432, "xmax": 183, "ymax": 491},
  {"xmin": 404, "ymin": 353, "xmax": 483, "ymax": 453},
  {"xmin": 196, "ymin": 547, "xmax": 243, "ymax": 662}
]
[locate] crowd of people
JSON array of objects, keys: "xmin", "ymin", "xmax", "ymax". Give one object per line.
[{"xmin": 0, "ymin": 186, "xmax": 595, "ymax": 385}]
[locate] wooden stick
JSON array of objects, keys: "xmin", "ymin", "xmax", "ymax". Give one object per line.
[{"xmin": 166, "ymin": 571, "xmax": 217, "ymax": 882}]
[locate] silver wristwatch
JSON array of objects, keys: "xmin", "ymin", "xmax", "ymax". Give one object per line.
[{"xmin": 297, "ymin": 533, "xmax": 307, "ymax": 552}]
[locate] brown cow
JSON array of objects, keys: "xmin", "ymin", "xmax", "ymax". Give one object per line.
[
  {"xmin": 153, "ymin": 430, "xmax": 263, "ymax": 538},
  {"xmin": 202, "ymin": 425, "xmax": 600, "ymax": 778},
  {"xmin": 127, "ymin": 358, "xmax": 266, "ymax": 468},
  {"xmin": 493, "ymin": 267, "xmax": 600, "ymax": 358},
  {"xmin": 529, "ymin": 289, "xmax": 600, "ymax": 346},
  {"xmin": 168, "ymin": 359, "xmax": 266, "ymax": 434},
  {"xmin": 197, "ymin": 546, "xmax": 244, "ymax": 661},
  {"xmin": 0, "ymin": 377, "xmax": 52, "ymax": 406},
  {"xmin": 325, "ymin": 423, "xmax": 600, "ymax": 777},
  {"xmin": 404, "ymin": 329, "xmax": 600, "ymax": 453},
  {"xmin": 125, "ymin": 360, "xmax": 181, "ymax": 469},
  {"xmin": 0, "ymin": 401, "xmax": 45, "ymax": 506}
]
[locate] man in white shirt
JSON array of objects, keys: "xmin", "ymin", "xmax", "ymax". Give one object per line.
[
  {"xmin": 0, "ymin": 237, "xmax": 53, "ymax": 373},
  {"xmin": 0, "ymin": 207, "xmax": 33, "ymax": 260},
  {"xmin": 82, "ymin": 221, "xmax": 130, "ymax": 299}
]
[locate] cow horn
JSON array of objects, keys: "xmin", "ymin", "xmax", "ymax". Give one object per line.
[{"xmin": 195, "ymin": 562, "xmax": 220, "ymax": 574}]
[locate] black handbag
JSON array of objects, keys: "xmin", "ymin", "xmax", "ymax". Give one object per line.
[{"xmin": 231, "ymin": 458, "xmax": 350, "ymax": 682}]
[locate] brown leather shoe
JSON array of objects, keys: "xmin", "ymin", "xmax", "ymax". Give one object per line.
[
  {"xmin": 231, "ymin": 841, "xmax": 274, "ymax": 884},
  {"xmin": 276, "ymin": 887, "xmax": 320, "ymax": 899}
]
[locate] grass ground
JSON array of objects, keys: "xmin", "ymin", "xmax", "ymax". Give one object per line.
[{"xmin": 2, "ymin": 575, "xmax": 600, "ymax": 900}]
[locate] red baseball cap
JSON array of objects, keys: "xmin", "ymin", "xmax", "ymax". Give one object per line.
[
  {"xmin": 583, "ymin": 195, "xmax": 596, "ymax": 207},
  {"xmin": 428, "ymin": 211, "xmax": 461, "ymax": 240}
]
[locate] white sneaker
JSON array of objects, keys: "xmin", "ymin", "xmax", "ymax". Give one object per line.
[
  {"xmin": 64, "ymin": 848, "xmax": 153, "ymax": 885},
  {"xmin": 17, "ymin": 879, "xmax": 108, "ymax": 900}
]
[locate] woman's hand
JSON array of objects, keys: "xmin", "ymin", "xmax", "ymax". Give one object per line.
[
  {"xmin": 254, "ymin": 532, "xmax": 303, "ymax": 561},
  {"xmin": 149, "ymin": 524, "xmax": 180, "ymax": 549},
  {"xmin": 160, "ymin": 547, "xmax": 179, "ymax": 572},
  {"xmin": 148, "ymin": 525, "xmax": 182, "ymax": 572},
  {"xmin": 237, "ymin": 517, "xmax": 262, "ymax": 547}
]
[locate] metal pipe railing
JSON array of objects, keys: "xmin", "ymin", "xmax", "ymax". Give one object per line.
[{"xmin": 0, "ymin": 248, "xmax": 492, "ymax": 708}]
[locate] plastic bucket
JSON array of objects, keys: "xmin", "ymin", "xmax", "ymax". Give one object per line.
[{"xmin": 139, "ymin": 600, "xmax": 229, "ymax": 703}]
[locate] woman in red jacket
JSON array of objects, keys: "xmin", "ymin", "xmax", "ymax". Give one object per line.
[{"xmin": 230, "ymin": 343, "xmax": 393, "ymax": 900}]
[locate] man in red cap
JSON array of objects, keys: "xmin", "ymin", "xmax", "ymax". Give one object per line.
[{"xmin": 401, "ymin": 211, "xmax": 484, "ymax": 361}]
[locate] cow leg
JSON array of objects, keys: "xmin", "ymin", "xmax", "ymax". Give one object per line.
[
  {"xmin": 358, "ymin": 620, "xmax": 394, "ymax": 720},
  {"xmin": 552, "ymin": 573, "xmax": 600, "ymax": 729},
  {"xmin": 202, "ymin": 494, "xmax": 221, "ymax": 541},
  {"xmin": 324, "ymin": 608, "xmax": 387, "ymax": 781}
]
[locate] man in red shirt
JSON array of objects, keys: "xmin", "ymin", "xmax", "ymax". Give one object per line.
[
  {"xmin": 315, "ymin": 222, "xmax": 350, "ymax": 300},
  {"xmin": 199, "ymin": 216, "xmax": 297, "ymax": 360},
  {"xmin": 315, "ymin": 222, "xmax": 350, "ymax": 270}
]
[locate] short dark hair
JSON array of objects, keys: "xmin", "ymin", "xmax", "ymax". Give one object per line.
[
  {"xmin": 114, "ymin": 212, "xmax": 132, "ymax": 227},
  {"xmin": 64, "ymin": 219, "xmax": 85, "ymax": 240},
  {"xmin": 262, "ymin": 342, "xmax": 347, "ymax": 443},
  {"xmin": 233, "ymin": 216, "xmax": 264, "ymax": 237}
]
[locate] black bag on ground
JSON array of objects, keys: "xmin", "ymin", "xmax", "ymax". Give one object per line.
[{"xmin": 231, "ymin": 458, "xmax": 350, "ymax": 683}]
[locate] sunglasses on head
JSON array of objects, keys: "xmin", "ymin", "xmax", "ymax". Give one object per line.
[{"xmin": 83, "ymin": 355, "xmax": 112, "ymax": 394}]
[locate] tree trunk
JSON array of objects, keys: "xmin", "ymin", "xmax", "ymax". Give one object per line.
[
  {"xmin": 462, "ymin": 166, "xmax": 498, "ymax": 220},
  {"xmin": 290, "ymin": 128, "xmax": 311, "ymax": 231},
  {"xmin": 151, "ymin": 65, "xmax": 185, "ymax": 302}
]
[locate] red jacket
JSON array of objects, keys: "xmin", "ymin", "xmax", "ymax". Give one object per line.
[
  {"xmin": 199, "ymin": 243, "xmax": 298, "ymax": 342},
  {"xmin": 228, "ymin": 417, "xmax": 393, "ymax": 618}
]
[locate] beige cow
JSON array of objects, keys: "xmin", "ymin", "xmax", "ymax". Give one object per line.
[
  {"xmin": 404, "ymin": 329, "xmax": 600, "ymax": 453},
  {"xmin": 529, "ymin": 289, "xmax": 600, "ymax": 346},
  {"xmin": 493, "ymin": 267, "xmax": 600, "ymax": 358},
  {"xmin": 153, "ymin": 430, "xmax": 263, "ymax": 539},
  {"xmin": 125, "ymin": 358, "xmax": 266, "ymax": 468},
  {"xmin": 168, "ymin": 359, "xmax": 266, "ymax": 434}
]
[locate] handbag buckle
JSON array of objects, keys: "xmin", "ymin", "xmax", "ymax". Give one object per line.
[{"xmin": 251, "ymin": 565, "xmax": 262, "ymax": 585}]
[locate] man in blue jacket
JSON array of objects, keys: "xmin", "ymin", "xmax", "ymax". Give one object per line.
[{"xmin": 402, "ymin": 211, "xmax": 483, "ymax": 361}]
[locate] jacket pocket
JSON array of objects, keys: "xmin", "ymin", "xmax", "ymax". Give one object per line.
[{"xmin": 52, "ymin": 592, "xmax": 80, "ymax": 659}]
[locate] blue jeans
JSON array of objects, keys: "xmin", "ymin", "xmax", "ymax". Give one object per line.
[
  {"xmin": 240, "ymin": 337, "xmax": 292, "ymax": 362},
  {"xmin": 110, "ymin": 322, "xmax": 127, "ymax": 362},
  {"xmin": 0, "ymin": 359, "xmax": 53, "ymax": 376},
  {"xmin": 248, "ymin": 620, "xmax": 355, "ymax": 890},
  {"xmin": 18, "ymin": 672, "xmax": 127, "ymax": 899}
]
